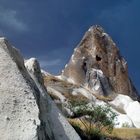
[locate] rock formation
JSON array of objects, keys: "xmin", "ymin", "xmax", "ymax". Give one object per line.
[
  {"xmin": 0, "ymin": 24, "xmax": 140, "ymax": 139},
  {"xmin": 62, "ymin": 25, "xmax": 139, "ymax": 100},
  {"xmin": 0, "ymin": 37, "xmax": 81, "ymax": 140},
  {"xmin": 109, "ymin": 94, "xmax": 140, "ymax": 128},
  {"xmin": 25, "ymin": 58, "xmax": 81, "ymax": 140},
  {"xmin": 43, "ymin": 25, "xmax": 140, "ymax": 130}
]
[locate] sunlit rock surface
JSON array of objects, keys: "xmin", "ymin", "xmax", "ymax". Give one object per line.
[
  {"xmin": 62, "ymin": 25, "xmax": 139, "ymax": 100},
  {"xmin": 44, "ymin": 25, "xmax": 140, "ymax": 129},
  {"xmin": 0, "ymin": 38, "xmax": 81, "ymax": 140}
]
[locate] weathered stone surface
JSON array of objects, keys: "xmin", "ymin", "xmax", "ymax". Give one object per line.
[
  {"xmin": 85, "ymin": 68, "xmax": 111, "ymax": 96},
  {"xmin": 0, "ymin": 38, "xmax": 81, "ymax": 140},
  {"xmin": 126, "ymin": 101, "xmax": 140, "ymax": 128},
  {"xmin": 109, "ymin": 94, "xmax": 140, "ymax": 128},
  {"xmin": 25, "ymin": 58, "xmax": 81, "ymax": 140},
  {"xmin": 0, "ymin": 38, "xmax": 42, "ymax": 140},
  {"xmin": 62, "ymin": 25, "xmax": 139, "ymax": 100},
  {"xmin": 109, "ymin": 94, "xmax": 133, "ymax": 113}
]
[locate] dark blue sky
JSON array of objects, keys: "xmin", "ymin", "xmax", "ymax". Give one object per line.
[{"xmin": 0, "ymin": 0, "xmax": 139, "ymax": 92}]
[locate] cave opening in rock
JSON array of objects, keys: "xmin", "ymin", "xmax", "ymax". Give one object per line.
[
  {"xmin": 82, "ymin": 62, "xmax": 87, "ymax": 74},
  {"xmin": 96, "ymin": 55, "xmax": 102, "ymax": 61}
]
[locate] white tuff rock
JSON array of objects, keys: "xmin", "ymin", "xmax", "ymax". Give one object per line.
[
  {"xmin": 25, "ymin": 58, "xmax": 81, "ymax": 140},
  {"xmin": 109, "ymin": 94, "xmax": 140, "ymax": 128},
  {"xmin": 0, "ymin": 38, "xmax": 81, "ymax": 140},
  {"xmin": 0, "ymin": 38, "xmax": 41, "ymax": 140}
]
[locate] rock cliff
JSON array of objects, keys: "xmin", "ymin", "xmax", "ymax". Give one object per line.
[
  {"xmin": 0, "ymin": 37, "xmax": 80, "ymax": 140},
  {"xmin": 62, "ymin": 25, "xmax": 139, "ymax": 100}
]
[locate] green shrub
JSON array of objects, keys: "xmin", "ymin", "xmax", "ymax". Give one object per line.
[
  {"xmin": 122, "ymin": 122, "xmax": 131, "ymax": 128},
  {"xmin": 69, "ymin": 102, "xmax": 117, "ymax": 139}
]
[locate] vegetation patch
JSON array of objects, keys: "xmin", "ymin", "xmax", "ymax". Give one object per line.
[
  {"xmin": 66, "ymin": 94, "xmax": 89, "ymax": 106},
  {"xmin": 68, "ymin": 100, "xmax": 117, "ymax": 140}
]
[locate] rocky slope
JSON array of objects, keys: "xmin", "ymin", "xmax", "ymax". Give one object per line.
[
  {"xmin": 0, "ymin": 37, "xmax": 81, "ymax": 140},
  {"xmin": 43, "ymin": 25, "xmax": 140, "ymax": 130},
  {"xmin": 44, "ymin": 72, "xmax": 140, "ymax": 129}
]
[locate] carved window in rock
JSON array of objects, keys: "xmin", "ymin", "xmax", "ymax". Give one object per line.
[
  {"xmin": 96, "ymin": 55, "xmax": 102, "ymax": 61},
  {"xmin": 82, "ymin": 60, "xmax": 88, "ymax": 74}
]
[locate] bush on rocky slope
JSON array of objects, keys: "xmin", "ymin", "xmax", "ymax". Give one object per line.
[{"xmin": 68, "ymin": 100, "xmax": 117, "ymax": 140}]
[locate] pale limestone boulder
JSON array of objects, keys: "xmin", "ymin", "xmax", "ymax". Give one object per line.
[
  {"xmin": 109, "ymin": 94, "xmax": 133, "ymax": 113},
  {"xmin": 25, "ymin": 58, "xmax": 81, "ymax": 140},
  {"xmin": 109, "ymin": 94, "xmax": 140, "ymax": 128},
  {"xmin": 0, "ymin": 37, "xmax": 81, "ymax": 140},
  {"xmin": 115, "ymin": 114, "xmax": 134, "ymax": 128},
  {"xmin": 126, "ymin": 101, "xmax": 140, "ymax": 128},
  {"xmin": 0, "ymin": 38, "xmax": 50, "ymax": 140}
]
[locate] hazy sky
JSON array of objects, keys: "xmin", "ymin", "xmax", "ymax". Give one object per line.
[{"xmin": 0, "ymin": 0, "xmax": 139, "ymax": 92}]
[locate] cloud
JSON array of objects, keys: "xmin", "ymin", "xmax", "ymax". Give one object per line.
[
  {"xmin": 39, "ymin": 58, "xmax": 62, "ymax": 68},
  {"xmin": 38, "ymin": 58, "xmax": 63, "ymax": 74},
  {"xmin": 0, "ymin": 7, "xmax": 28, "ymax": 32}
]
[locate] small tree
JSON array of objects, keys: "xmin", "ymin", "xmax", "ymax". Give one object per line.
[{"xmin": 69, "ymin": 102, "xmax": 117, "ymax": 139}]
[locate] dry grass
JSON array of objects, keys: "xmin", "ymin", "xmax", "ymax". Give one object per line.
[
  {"xmin": 64, "ymin": 93, "xmax": 88, "ymax": 103},
  {"xmin": 68, "ymin": 119, "xmax": 140, "ymax": 140},
  {"xmin": 68, "ymin": 118, "xmax": 86, "ymax": 130},
  {"xmin": 95, "ymin": 94, "xmax": 113, "ymax": 102},
  {"xmin": 44, "ymin": 75, "xmax": 63, "ymax": 84},
  {"xmin": 44, "ymin": 75, "xmax": 79, "ymax": 88},
  {"xmin": 44, "ymin": 74, "xmax": 116, "ymax": 103},
  {"xmin": 48, "ymin": 88, "xmax": 88, "ymax": 103},
  {"xmin": 68, "ymin": 118, "xmax": 114, "ymax": 139},
  {"xmin": 68, "ymin": 118, "xmax": 108, "ymax": 134},
  {"xmin": 111, "ymin": 128, "xmax": 140, "ymax": 140}
]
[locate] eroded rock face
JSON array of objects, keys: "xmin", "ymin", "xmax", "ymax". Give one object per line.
[
  {"xmin": 0, "ymin": 38, "xmax": 42, "ymax": 140},
  {"xmin": 25, "ymin": 58, "xmax": 81, "ymax": 140},
  {"xmin": 85, "ymin": 68, "xmax": 111, "ymax": 96},
  {"xmin": 62, "ymin": 25, "xmax": 139, "ymax": 99},
  {"xmin": 0, "ymin": 38, "xmax": 81, "ymax": 140}
]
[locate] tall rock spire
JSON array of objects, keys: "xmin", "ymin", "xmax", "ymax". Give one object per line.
[{"xmin": 62, "ymin": 25, "xmax": 139, "ymax": 100}]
